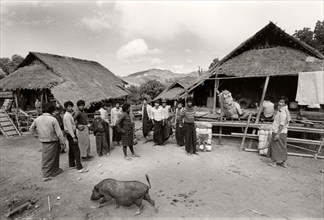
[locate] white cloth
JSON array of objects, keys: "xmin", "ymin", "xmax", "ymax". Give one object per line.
[
  {"xmin": 296, "ymin": 71, "xmax": 324, "ymax": 107},
  {"xmin": 110, "ymin": 107, "xmax": 122, "ymax": 126},
  {"xmin": 151, "ymin": 106, "xmax": 165, "ymax": 121},
  {"xmin": 142, "ymin": 104, "xmax": 153, "ymax": 120},
  {"xmin": 99, "ymin": 108, "xmax": 109, "ymax": 123},
  {"xmin": 63, "ymin": 111, "xmax": 76, "ymax": 138}
]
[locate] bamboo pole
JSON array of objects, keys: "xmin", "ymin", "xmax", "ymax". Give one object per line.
[
  {"xmin": 248, "ymin": 76, "xmax": 270, "ymax": 149},
  {"xmin": 240, "ymin": 113, "xmax": 252, "ymax": 151},
  {"xmin": 314, "ymin": 136, "xmax": 324, "ymax": 159}
]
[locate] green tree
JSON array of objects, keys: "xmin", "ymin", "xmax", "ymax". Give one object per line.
[
  {"xmin": 0, "ymin": 54, "xmax": 24, "ymax": 75},
  {"xmin": 293, "ymin": 20, "xmax": 324, "ymax": 54},
  {"xmin": 293, "ymin": 27, "xmax": 315, "ymax": 47},
  {"xmin": 127, "ymin": 85, "xmax": 141, "ymax": 104},
  {"xmin": 314, "ymin": 20, "xmax": 324, "ymax": 54},
  {"xmin": 139, "ymin": 80, "xmax": 165, "ymax": 100}
]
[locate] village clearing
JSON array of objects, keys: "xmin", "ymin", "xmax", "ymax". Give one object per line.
[{"xmin": 0, "ymin": 122, "xmax": 323, "ymax": 219}]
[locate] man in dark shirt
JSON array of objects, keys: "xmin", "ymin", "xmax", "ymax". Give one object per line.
[
  {"xmin": 52, "ymin": 107, "xmax": 66, "ymax": 153},
  {"xmin": 74, "ymin": 100, "xmax": 92, "ymax": 160}
]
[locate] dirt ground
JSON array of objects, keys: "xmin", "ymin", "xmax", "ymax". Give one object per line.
[{"xmin": 0, "ymin": 122, "xmax": 323, "ymax": 219}]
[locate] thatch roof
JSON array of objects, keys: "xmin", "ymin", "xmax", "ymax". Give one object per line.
[
  {"xmin": 0, "ymin": 65, "xmax": 63, "ymax": 89},
  {"xmin": 154, "ymin": 81, "xmax": 186, "ymax": 101},
  {"xmin": 180, "ymin": 22, "xmax": 324, "ymax": 98},
  {"xmin": 210, "ymin": 21, "xmax": 324, "ymax": 72},
  {"xmin": 0, "ymin": 52, "xmax": 128, "ymax": 105},
  {"xmin": 216, "ymin": 46, "xmax": 324, "ymax": 76}
]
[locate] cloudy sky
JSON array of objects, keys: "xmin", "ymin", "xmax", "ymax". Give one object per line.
[{"xmin": 1, "ymin": 0, "xmax": 323, "ymax": 76}]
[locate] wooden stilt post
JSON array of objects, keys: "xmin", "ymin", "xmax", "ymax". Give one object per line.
[
  {"xmin": 213, "ymin": 74, "xmax": 219, "ymax": 114},
  {"xmin": 240, "ymin": 113, "xmax": 252, "ymax": 151},
  {"xmin": 248, "ymin": 76, "xmax": 270, "ymax": 149}
]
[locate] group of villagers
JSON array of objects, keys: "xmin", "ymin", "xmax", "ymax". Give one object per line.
[{"xmin": 29, "ymin": 93, "xmax": 290, "ymax": 182}]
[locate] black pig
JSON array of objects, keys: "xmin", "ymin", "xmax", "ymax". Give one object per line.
[{"xmin": 90, "ymin": 174, "xmax": 158, "ymax": 215}]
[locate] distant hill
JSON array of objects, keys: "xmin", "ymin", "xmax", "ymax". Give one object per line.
[{"xmin": 122, "ymin": 68, "xmax": 199, "ymax": 86}]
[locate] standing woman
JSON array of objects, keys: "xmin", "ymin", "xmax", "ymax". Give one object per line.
[
  {"xmin": 267, "ymin": 96, "xmax": 291, "ymax": 168},
  {"xmin": 116, "ymin": 103, "xmax": 140, "ymax": 160},
  {"xmin": 180, "ymin": 97, "xmax": 198, "ymax": 155},
  {"xmin": 175, "ymin": 101, "xmax": 184, "ymax": 147}
]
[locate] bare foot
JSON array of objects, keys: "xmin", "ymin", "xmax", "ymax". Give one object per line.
[{"xmin": 125, "ymin": 156, "xmax": 132, "ymax": 160}]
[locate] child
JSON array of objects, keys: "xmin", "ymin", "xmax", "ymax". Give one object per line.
[{"xmin": 93, "ymin": 111, "xmax": 110, "ymax": 157}]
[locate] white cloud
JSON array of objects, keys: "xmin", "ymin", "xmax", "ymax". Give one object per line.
[
  {"xmin": 82, "ymin": 12, "xmax": 112, "ymax": 31},
  {"xmin": 115, "ymin": 1, "xmax": 323, "ymax": 51},
  {"xmin": 116, "ymin": 39, "xmax": 162, "ymax": 64}
]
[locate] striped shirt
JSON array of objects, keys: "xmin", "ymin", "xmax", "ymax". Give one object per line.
[{"xmin": 180, "ymin": 107, "xmax": 196, "ymax": 124}]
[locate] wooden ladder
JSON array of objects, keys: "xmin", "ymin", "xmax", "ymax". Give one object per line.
[{"xmin": 0, "ymin": 111, "xmax": 21, "ymax": 139}]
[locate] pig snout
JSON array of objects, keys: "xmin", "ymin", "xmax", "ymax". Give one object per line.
[{"xmin": 90, "ymin": 187, "xmax": 101, "ymax": 201}]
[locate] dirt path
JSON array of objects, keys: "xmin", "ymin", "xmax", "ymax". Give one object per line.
[{"xmin": 0, "ymin": 127, "xmax": 323, "ymax": 219}]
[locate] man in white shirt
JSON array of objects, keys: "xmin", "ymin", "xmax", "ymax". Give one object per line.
[
  {"xmin": 261, "ymin": 98, "xmax": 275, "ymax": 119},
  {"xmin": 141, "ymin": 97, "xmax": 153, "ymax": 143},
  {"xmin": 30, "ymin": 103, "xmax": 65, "ymax": 182},
  {"xmin": 111, "ymin": 102, "xmax": 122, "ymax": 146},
  {"xmin": 151, "ymin": 99, "xmax": 165, "ymax": 145},
  {"xmin": 63, "ymin": 101, "xmax": 88, "ymax": 174},
  {"xmin": 161, "ymin": 98, "xmax": 172, "ymax": 143}
]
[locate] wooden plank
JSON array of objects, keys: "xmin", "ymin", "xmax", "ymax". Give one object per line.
[
  {"xmin": 232, "ymin": 133, "xmax": 322, "ymax": 146},
  {"xmin": 244, "ymin": 148, "xmax": 323, "ymax": 159},
  {"xmin": 0, "ymin": 121, "xmax": 13, "ymax": 127},
  {"xmin": 240, "ymin": 113, "xmax": 252, "ymax": 151},
  {"xmin": 207, "ymin": 121, "xmax": 324, "ymax": 134}
]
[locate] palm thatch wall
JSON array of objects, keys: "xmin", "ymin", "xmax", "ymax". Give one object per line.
[{"xmin": 0, "ymin": 52, "xmax": 128, "ymax": 105}]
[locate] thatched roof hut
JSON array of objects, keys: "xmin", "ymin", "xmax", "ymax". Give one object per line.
[
  {"xmin": 154, "ymin": 81, "xmax": 187, "ymax": 102},
  {"xmin": 180, "ymin": 21, "xmax": 324, "ymax": 107},
  {"xmin": 0, "ymin": 52, "xmax": 128, "ymax": 105}
]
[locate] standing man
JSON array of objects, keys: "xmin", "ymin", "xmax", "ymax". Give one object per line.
[
  {"xmin": 63, "ymin": 101, "xmax": 89, "ymax": 173},
  {"xmin": 151, "ymin": 99, "xmax": 165, "ymax": 146},
  {"xmin": 29, "ymin": 103, "xmax": 65, "ymax": 182},
  {"xmin": 180, "ymin": 97, "xmax": 198, "ymax": 155},
  {"xmin": 141, "ymin": 97, "xmax": 153, "ymax": 143},
  {"xmin": 35, "ymin": 98, "xmax": 42, "ymax": 116},
  {"xmin": 99, "ymin": 102, "xmax": 111, "ymax": 150},
  {"xmin": 161, "ymin": 98, "xmax": 172, "ymax": 144},
  {"xmin": 52, "ymin": 107, "xmax": 66, "ymax": 153},
  {"xmin": 111, "ymin": 102, "xmax": 122, "ymax": 146},
  {"xmin": 174, "ymin": 101, "xmax": 184, "ymax": 147},
  {"xmin": 267, "ymin": 96, "xmax": 291, "ymax": 168},
  {"xmin": 74, "ymin": 100, "xmax": 92, "ymax": 160}
]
